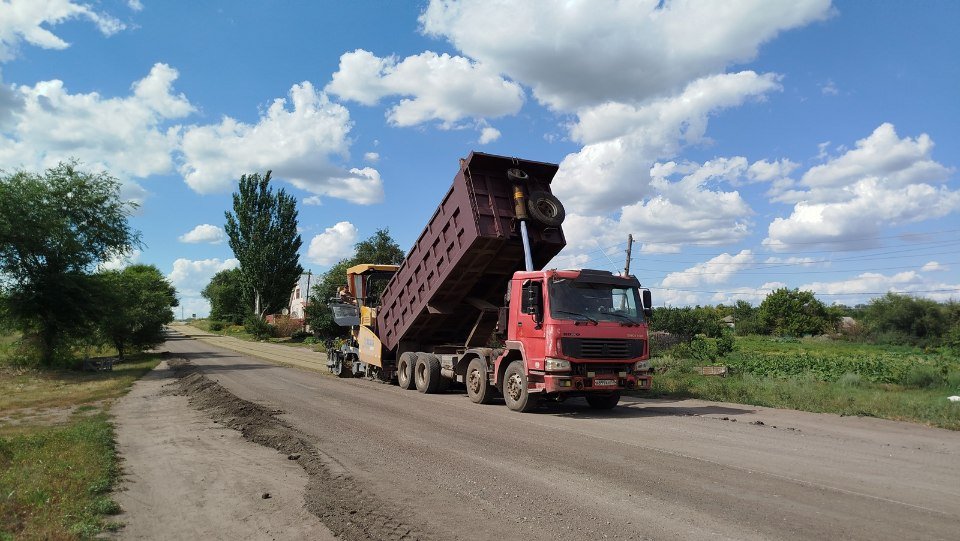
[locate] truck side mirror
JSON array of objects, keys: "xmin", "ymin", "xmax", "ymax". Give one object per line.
[{"xmin": 642, "ymin": 289, "xmax": 653, "ymax": 318}]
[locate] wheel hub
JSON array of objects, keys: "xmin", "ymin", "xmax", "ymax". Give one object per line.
[
  {"xmin": 467, "ymin": 369, "xmax": 481, "ymax": 394},
  {"xmin": 506, "ymin": 373, "xmax": 523, "ymax": 401}
]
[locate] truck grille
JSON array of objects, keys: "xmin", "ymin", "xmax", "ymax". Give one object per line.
[{"xmin": 561, "ymin": 338, "xmax": 645, "ymax": 360}]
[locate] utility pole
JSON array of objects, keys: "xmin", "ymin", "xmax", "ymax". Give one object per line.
[{"xmin": 623, "ymin": 234, "xmax": 633, "ymax": 277}]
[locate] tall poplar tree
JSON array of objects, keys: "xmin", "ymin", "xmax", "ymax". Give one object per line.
[{"xmin": 224, "ymin": 171, "xmax": 303, "ymax": 317}]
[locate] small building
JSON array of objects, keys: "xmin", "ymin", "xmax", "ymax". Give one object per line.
[{"xmin": 288, "ymin": 272, "xmax": 313, "ymax": 320}]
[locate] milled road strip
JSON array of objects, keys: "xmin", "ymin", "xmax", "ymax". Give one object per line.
[
  {"xmin": 169, "ymin": 324, "xmax": 329, "ymax": 373},
  {"xmin": 111, "ymin": 360, "xmax": 336, "ymax": 540},
  {"xmin": 165, "ymin": 359, "xmax": 433, "ymax": 541}
]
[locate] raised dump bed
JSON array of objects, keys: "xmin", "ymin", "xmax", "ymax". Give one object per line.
[{"xmin": 376, "ymin": 152, "xmax": 566, "ymax": 353}]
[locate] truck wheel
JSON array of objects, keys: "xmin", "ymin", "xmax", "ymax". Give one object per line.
[
  {"xmin": 466, "ymin": 357, "xmax": 494, "ymax": 404},
  {"xmin": 527, "ymin": 191, "xmax": 565, "ymax": 227},
  {"xmin": 586, "ymin": 392, "xmax": 621, "ymax": 410},
  {"xmin": 503, "ymin": 361, "xmax": 539, "ymax": 412},
  {"xmin": 397, "ymin": 352, "xmax": 417, "ymax": 390},
  {"xmin": 415, "ymin": 353, "xmax": 441, "ymax": 394}
]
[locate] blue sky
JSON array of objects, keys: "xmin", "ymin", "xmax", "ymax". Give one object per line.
[{"xmin": 1, "ymin": 0, "xmax": 958, "ymax": 317}]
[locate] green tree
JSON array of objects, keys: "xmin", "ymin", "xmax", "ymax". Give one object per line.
[
  {"xmin": 732, "ymin": 300, "xmax": 762, "ymax": 336},
  {"xmin": 201, "ymin": 268, "xmax": 246, "ymax": 324},
  {"xmin": 224, "ymin": 171, "xmax": 303, "ymax": 317},
  {"xmin": 862, "ymin": 293, "xmax": 951, "ymax": 345},
  {"xmin": 96, "ymin": 265, "xmax": 178, "ymax": 359},
  {"xmin": 305, "ymin": 228, "xmax": 405, "ymax": 338},
  {"xmin": 650, "ymin": 306, "xmax": 724, "ymax": 340},
  {"xmin": 758, "ymin": 288, "xmax": 835, "ymax": 336},
  {"xmin": 0, "ymin": 162, "xmax": 140, "ymax": 365}
]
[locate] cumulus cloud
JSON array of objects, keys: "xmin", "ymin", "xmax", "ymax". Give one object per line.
[
  {"xmin": 661, "ymin": 250, "xmax": 755, "ymax": 289},
  {"xmin": 478, "ymin": 126, "xmax": 500, "ymax": 144},
  {"xmin": 764, "ymin": 124, "xmax": 959, "ymax": 250},
  {"xmin": 0, "ymin": 0, "xmax": 125, "ymax": 62},
  {"xmin": 167, "ymin": 257, "xmax": 240, "ymax": 317},
  {"xmin": 363, "ymin": 151, "xmax": 380, "ymax": 163},
  {"xmin": 420, "ymin": 0, "xmax": 830, "ymax": 110},
  {"xmin": 98, "ymin": 249, "xmax": 142, "ymax": 271},
  {"xmin": 619, "ymin": 158, "xmax": 754, "ymax": 250},
  {"xmin": 709, "ymin": 282, "xmax": 788, "ymax": 306},
  {"xmin": 178, "ymin": 224, "xmax": 226, "ymax": 244},
  {"xmin": 326, "ymin": 49, "xmax": 524, "ymax": 127},
  {"xmin": 799, "ymin": 270, "xmax": 960, "ymax": 303},
  {"xmin": 307, "ymin": 221, "xmax": 359, "ymax": 266},
  {"xmin": 179, "ymin": 81, "xmax": 383, "ymax": 205},
  {"xmin": 0, "ymin": 63, "xmax": 193, "ymax": 199},
  {"xmin": 922, "ymin": 261, "xmax": 948, "ymax": 272},
  {"xmin": 554, "ymin": 71, "xmax": 781, "ymax": 214}
]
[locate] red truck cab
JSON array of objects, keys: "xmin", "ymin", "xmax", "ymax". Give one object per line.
[{"xmin": 491, "ymin": 269, "xmax": 653, "ymax": 411}]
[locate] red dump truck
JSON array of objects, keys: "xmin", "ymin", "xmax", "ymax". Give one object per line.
[{"xmin": 326, "ymin": 152, "xmax": 653, "ymax": 411}]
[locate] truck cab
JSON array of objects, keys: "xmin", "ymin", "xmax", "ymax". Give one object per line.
[{"xmin": 489, "ymin": 269, "xmax": 652, "ymax": 411}]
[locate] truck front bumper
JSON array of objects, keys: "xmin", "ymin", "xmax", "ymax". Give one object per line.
[{"xmin": 533, "ymin": 373, "xmax": 652, "ymax": 393}]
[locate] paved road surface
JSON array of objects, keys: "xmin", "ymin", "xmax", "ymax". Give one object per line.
[{"xmin": 161, "ymin": 328, "xmax": 960, "ymax": 540}]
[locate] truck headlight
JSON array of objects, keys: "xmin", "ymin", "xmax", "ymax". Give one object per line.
[
  {"xmin": 544, "ymin": 358, "xmax": 571, "ymax": 372},
  {"xmin": 634, "ymin": 360, "xmax": 650, "ymax": 372}
]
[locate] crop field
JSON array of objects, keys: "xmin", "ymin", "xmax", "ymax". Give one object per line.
[{"xmin": 652, "ymin": 336, "xmax": 960, "ymax": 429}]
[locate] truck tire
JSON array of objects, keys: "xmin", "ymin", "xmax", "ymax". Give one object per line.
[
  {"xmin": 503, "ymin": 360, "xmax": 539, "ymax": 412},
  {"xmin": 586, "ymin": 392, "xmax": 620, "ymax": 410},
  {"xmin": 397, "ymin": 352, "xmax": 417, "ymax": 390},
  {"xmin": 466, "ymin": 357, "xmax": 495, "ymax": 404},
  {"xmin": 527, "ymin": 191, "xmax": 565, "ymax": 227},
  {"xmin": 415, "ymin": 353, "xmax": 441, "ymax": 394}
]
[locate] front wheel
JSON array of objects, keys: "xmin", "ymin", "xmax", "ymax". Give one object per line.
[
  {"xmin": 466, "ymin": 357, "xmax": 494, "ymax": 404},
  {"xmin": 586, "ymin": 392, "xmax": 620, "ymax": 410},
  {"xmin": 503, "ymin": 361, "xmax": 539, "ymax": 412}
]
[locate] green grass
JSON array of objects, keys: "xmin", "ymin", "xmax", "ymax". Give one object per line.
[
  {"xmin": 651, "ymin": 336, "xmax": 960, "ymax": 430},
  {"xmin": 0, "ymin": 353, "xmax": 160, "ymax": 539}
]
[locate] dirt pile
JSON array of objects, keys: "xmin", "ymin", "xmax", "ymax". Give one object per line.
[{"xmin": 166, "ymin": 359, "xmax": 433, "ymax": 541}]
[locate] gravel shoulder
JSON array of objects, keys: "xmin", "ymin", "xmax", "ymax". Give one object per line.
[{"xmin": 110, "ymin": 359, "xmax": 336, "ymax": 540}]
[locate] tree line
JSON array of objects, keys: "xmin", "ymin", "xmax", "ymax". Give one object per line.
[
  {"xmin": 0, "ymin": 163, "xmax": 179, "ymax": 366},
  {"xmin": 651, "ymin": 287, "xmax": 960, "ymax": 348}
]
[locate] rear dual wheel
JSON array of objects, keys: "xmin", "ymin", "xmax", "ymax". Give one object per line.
[
  {"xmin": 415, "ymin": 353, "xmax": 441, "ymax": 394},
  {"xmin": 397, "ymin": 352, "xmax": 417, "ymax": 390}
]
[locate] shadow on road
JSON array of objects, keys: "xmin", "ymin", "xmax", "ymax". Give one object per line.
[{"xmin": 539, "ymin": 398, "xmax": 754, "ymax": 419}]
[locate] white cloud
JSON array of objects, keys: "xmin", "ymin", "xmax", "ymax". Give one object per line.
[
  {"xmin": 0, "ymin": 0, "xmax": 125, "ymax": 62},
  {"xmin": 764, "ymin": 124, "xmax": 959, "ymax": 250},
  {"xmin": 326, "ymin": 49, "xmax": 524, "ymax": 127},
  {"xmin": 307, "ymin": 221, "xmax": 359, "ymax": 266},
  {"xmin": 363, "ymin": 151, "xmax": 379, "ymax": 163},
  {"xmin": 764, "ymin": 256, "xmax": 818, "ymax": 267},
  {"xmin": 799, "ymin": 270, "xmax": 960, "ymax": 303},
  {"xmin": 0, "ymin": 63, "xmax": 193, "ymax": 198},
  {"xmin": 98, "ymin": 249, "xmax": 142, "ymax": 271},
  {"xmin": 619, "ymin": 158, "xmax": 754, "ymax": 249},
  {"xmin": 744, "ymin": 158, "xmax": 799, "ymax": 184},
  {"xmin": 420, "ymin": 0, "xmax": 830, "ymax": 110},
  {"xmin": 554, "ymin": 71, "xmax": 781, "ymax": 214},
  {"xmin": 128, "ymin": 0, "xmax": 144, "ymax": 12},
  {"xmin": 167, "ymin": 257, "xmax": 240, "ymax": 317},
  {"xmin": 179, "ymin": 81, "xmax": 383, "ymax": 205},
  {"xmin": 178, "ymin": 224, "xmax": 226, "ymax": 244},
  {"xmin": 661, "ymin": 250, "xmax": 755, "ymax": 289},
  {"xmin": 478, "ymin": 126, "xmax": 500, "ymax": 144},
  {"xmin": 922, "ymin": 261, "xmax": 948, "ymax": 272},
  {"xmin": 709, "ymin": 282, "xmax": 787, "ymax": 306},
  {"xmin": 820, "ymin": 79, "xmax": 839, "ymax": 96}
]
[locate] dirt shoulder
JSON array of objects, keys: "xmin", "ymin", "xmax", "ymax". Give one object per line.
[{"xmin": 110, "ymin": 359, "xmax": 336, "ymax": 540}]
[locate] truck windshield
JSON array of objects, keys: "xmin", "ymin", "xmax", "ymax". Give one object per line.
[{"xmin": 548, "ymin": 279, "xmax": 644, "ymax": 324}]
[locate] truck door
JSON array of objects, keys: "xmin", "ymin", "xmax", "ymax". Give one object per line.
[{"xmin": 516, "ymin": 280, "xmax": 546, "ymax": 369}]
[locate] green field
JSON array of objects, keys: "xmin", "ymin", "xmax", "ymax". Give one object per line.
[
  {"xmin": 0, "ymin": 350, "xmax": 160, "ymax": 539},
  {"xmin": 651, "ymin": 336, "xmax": 960, "ymax": 430}
]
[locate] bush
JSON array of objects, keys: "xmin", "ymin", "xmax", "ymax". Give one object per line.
[
  {"xmin": 243, "ymin": 316, "xmax": 273, "ymax": 340},
  {"xmin": 208, "ymin": 321, "xmax": 224, "ymax": 332},
  {"xmin": 290, "ymin": 330, "xmax": 311, "ymax": 341},
  {"xmin": 270, "ymin": 316, "xmax": 302, "ymax": 338},
  {"xmin": 837, "ymin": 372, "xmax": 864, "ymax": 388},
  {"xmin": 302, "ymin": 336, "xmax": 318, "ymax": 345},
  {"xmin": 901, "ymin": 365, "xmax": 942, "ymax": 389}
]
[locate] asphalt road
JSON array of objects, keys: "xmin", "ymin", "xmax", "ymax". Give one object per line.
[{"xmin": 161, "ymin": 329, "xmax": 960, "ymax": 540}]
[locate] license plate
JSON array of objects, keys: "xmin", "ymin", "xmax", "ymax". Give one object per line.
[{"xmin": 594, "ymin": 379, "xmax": 616, "ymax": 386}]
